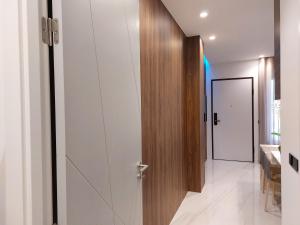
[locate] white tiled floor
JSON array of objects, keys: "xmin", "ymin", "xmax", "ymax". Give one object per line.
[{"xmin": 171, "ymin": 160, "xmax": 281, "ymax": 225}]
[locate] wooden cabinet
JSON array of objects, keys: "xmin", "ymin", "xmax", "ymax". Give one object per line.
[{"xmin": 185, "ymin": 36, "xmax": 207, "ymax": 192}]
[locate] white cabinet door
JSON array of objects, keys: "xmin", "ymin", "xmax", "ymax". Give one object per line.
[
  {"xmin": 212, "ymin": 78, "xmax": 254, "ymax": 162},
  {"xmin": 52, "ymin": 0, "xmax": 142, "ymax": 224}
]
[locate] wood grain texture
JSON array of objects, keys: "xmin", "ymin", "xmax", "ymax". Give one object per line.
[
  {"xmin": 140, "ymin": 0, "xmax": 187, "ymax": 224},
  {"xmin": 185, "ymin": 36, "xmax": 206, "ymax": 192},
  {"xmin": 200, "ymin": 39, "xmax": 207, "ymax": 180},
  {"xmin": 274, "ymin": 0, "xmax": 281, "ymax": 100}
]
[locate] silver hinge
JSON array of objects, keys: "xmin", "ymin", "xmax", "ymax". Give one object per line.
[
  {"xmin": 42, "ymin": 17, "xmax": 59, "ymax": 46},
  {"xmin": 137, "ymin": 162, "xmax": 149, "ymax": 179}
]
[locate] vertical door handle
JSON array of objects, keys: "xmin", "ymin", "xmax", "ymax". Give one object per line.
[
  {"xmin": 214, "ymin": 113, "xmax": 221, "ymax": 125},
  {"xmin": 137, "ymin": 162, "xmax": 149, "ymax": 179}
]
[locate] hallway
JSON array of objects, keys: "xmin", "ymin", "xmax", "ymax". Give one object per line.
[
  {"xmin": 171, "ymin": 160, "xmax": 281, "ymax": 225},
  {"xmin": 3, "ymin": 0, "xmax": 300, "ymax": 224}
]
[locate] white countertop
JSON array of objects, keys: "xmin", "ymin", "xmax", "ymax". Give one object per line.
[
  {"xmin": 260, "ymin": 144, "xmax": 281, "ymax": 165},
  {"xmin": 260, "ymin": 144, "xmax": 280, "ymax": 149},
  {"xmin": 271, "ymin": 150, "xmax": 281, "ymax": 165}
]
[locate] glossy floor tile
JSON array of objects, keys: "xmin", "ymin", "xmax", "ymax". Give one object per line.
[{"xmin": 171, "ymin": 160, "xmax": 281, "ymax": 225}]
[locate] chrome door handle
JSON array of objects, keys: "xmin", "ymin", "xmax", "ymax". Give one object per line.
[{"xmin": 137, "ymin": 162, "xmax": 149, "ymax": 179}]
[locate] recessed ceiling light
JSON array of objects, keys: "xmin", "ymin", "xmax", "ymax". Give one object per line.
[
  {"xmin": 209, "ymin": 35, "xmax": 216, "ymax": 41},
  {"xmin": 200, "ymin": 11, "xmax": 208, "ymax": 18}
]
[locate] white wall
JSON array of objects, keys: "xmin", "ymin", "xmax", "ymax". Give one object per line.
[
  {"xmin": 0, "ymin": 12, "xmax": 5, "ymax": 221},
  {"xmin": 0, "ymin": 0, "xmax": 48, "ymax": 224},
  {"xmin": 280, "ymin": 1, "xmax": 300, "ymax": 225},
  {"xmin": 206, "ymin": 60, "xmax": 259, "ymax": 161},
  {"xmin": 0, "ymin": 0, "xmax": 5, "ymax": 217},
  {"xmin": 0, "ymin": 0, "xmax": 26, "ymax": 224}
]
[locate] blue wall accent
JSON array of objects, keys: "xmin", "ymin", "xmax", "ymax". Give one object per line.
[{"xmin": 204, "ymin": 55, "xmax": 212, "ymax": 80}]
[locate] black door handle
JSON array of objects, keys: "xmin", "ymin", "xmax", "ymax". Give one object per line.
[{"xmin": 214, "ymin": 113, "xmax": 220, "ymax": 125}]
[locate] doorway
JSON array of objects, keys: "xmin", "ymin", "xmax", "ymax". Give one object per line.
[{"xmin": 211, "ymin": 77, "xmax": 254, "ymax": 162}]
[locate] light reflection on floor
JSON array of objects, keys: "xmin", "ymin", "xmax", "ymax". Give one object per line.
[{"xmin": 171, "ymin": 160, "xmax": 281, "ymax": 225}]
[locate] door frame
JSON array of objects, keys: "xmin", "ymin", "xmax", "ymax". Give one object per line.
[
  {"xmin": 1, "ymin": 0, "xmax": 54, "ymax": 224},
  {"xmin": 211, "ymin": 77, "xmax": 255, "ymax": 163},
  {"xmin": 46, "ymin": 0, "xmax": 60, "ymax": 223}
]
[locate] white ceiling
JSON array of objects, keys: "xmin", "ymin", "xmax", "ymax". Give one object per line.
[{"xmin": 161, "ymin": 0, "xmax": 275, "ymax": 64}]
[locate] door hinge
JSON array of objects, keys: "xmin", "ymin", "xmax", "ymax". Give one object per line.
[
  {"xmin": 42, "ymin": 17, "xmax": 59, "ymax": 46},
  {"xmin": 204, "ymin": 113, "xmax": 207, "ymax": 122}
]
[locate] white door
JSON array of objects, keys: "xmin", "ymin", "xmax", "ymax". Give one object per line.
[
  {"xmin": 52, "ymin": 0, "xmax": 143, "ymax": 225},
  {"xmin": 212, "ymin": 78, "xmax": 254, "ymax": 162}
]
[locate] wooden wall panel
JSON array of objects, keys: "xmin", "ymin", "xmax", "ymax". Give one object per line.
[
  {"xmin": 200, "ymin": 39, "xmax": 207, "ymax": 187},
  {"xmin": 140, "ymin": 0, "xmax": 187, "ymax": 225},
  {"xmin": 274, "ymin": 0, "xmax": 281, "ymax": 100},
  {"xmin": 185, "ymin": 36, "xmax": 206, "ymax": 192}
]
